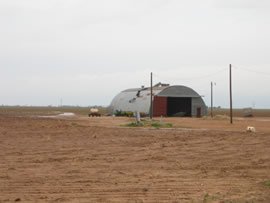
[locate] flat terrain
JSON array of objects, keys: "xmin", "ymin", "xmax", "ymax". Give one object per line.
[{"xmin": 0, "ymin": 108, "xmax": 270, "ymax": 202}]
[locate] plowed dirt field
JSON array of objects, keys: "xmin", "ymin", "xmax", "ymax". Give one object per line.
[{"xmin": 0, "ymin": 111, "xmax": 270, "ymax": 202}]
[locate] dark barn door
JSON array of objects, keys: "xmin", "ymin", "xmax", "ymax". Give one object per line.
[
  {"xmin": 153, "ymin": 96, "xmax": 167, "ymax": 116},
  {"xmin": 167, "ymin": 97, "xmax": 191, "ymax": 117},
  {"xmin": 196, "ymin": 108, "xmax": 201, "ymax": 118}
]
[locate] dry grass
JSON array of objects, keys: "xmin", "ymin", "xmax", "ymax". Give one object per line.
[
  {"xmin": 0, "ymin": 106, "xmax": 108, "ymax": 116},
  {"xmin": 202, "ymin": 114, "xmax": 230, "ymax": 120},
  {"xmin": 0, "ymin": 106, "xmax": 269, "ymax": 118},
  {"xmin": 208, "ymin": 108, "xmax": 270, "ymax": 117}
]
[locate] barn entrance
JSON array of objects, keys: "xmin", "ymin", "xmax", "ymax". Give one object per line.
[{"xmin": 167, "ymin": 97, "xmax": 191, "ymax": 117}]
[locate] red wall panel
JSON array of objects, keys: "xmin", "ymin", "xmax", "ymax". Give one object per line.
[{"xmin": 153, "ymin": 96, "xmax": 167, "ymax": 117}]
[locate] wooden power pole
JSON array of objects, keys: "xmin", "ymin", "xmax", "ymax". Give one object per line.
[
  {"xmin": 229, "ymin": 64, "xmax": 233, "ymax": 124},
  {"xmin": 150, "ymin": 72, "xmax": 153, "ymax": 119},
  {"xmin": 211, "ymin": 82, "xmax": 213, "ymax": 118}
]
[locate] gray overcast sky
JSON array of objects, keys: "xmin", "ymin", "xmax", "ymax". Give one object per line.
[{"xmin": 1, "ymin": 0, "xmax": 270, "ymax": 108}]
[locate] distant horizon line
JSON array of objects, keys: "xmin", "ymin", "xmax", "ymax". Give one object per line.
[{"xmin": 0, "ymin": 105, "xmax": 269, "ymax": 110}]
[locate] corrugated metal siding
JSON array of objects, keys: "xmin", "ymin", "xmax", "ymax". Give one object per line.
[
  {"xmin": 108, "ymin": 88, "xmax": 164, "ymax": 115},
  {"xmin": 153, "ymin": 96, "xmax": 167, "ymax": 116},
  {"xmin": 191, "ymin": 97, "xmax": 208, "ymax": 117}
]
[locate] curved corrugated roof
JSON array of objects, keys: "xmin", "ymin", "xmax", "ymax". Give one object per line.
[
  {"xmin": 123, "ymin": 86, "xmax": 168, "ymax": 92},
  {"xmin": 157, "ymin": 85, "xmax": 201, "ymax": 98},
  {"xmin": 108, "ymin": 86, "xmax": 164, "ymax": 114}
]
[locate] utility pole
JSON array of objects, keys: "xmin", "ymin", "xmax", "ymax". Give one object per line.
[
  {"xmin": 229, "ymin": 64, "xmax": 233, "ymax": 124},
  {"xmin": 150, "ymin": 72, "xmax": 153, "ymax": 119},
  {"xmin": 211, "ymin": 82, "xmax": 213, "ymax": 118},
  {"xmin": 211, "ymin": 82, "xmax": 216, "ymax": 118}
]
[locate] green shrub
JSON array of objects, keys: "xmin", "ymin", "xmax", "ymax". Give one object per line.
[
  {"xmin": 151, "ymin": 123, "xmax": 173, "ymax": 128},
  {"xmin": 151, "ymin": 123, "xmax": 162, "ymax": 128},
  {"xmin": 165, "ymin": 123, "xmax": 173, "ymax": 127},
  {"xmin": 122, "ymin": 122, "xmax": 143, "ymax": 127}
]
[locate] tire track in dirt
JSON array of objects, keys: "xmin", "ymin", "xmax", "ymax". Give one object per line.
[{"xmin": 0, "ymin": 116, "xmax": 270, "ymax": 202}]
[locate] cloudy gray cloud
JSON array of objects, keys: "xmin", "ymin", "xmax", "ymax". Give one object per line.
[
  {"xmin": 214, "ymin": 0, "xmax": 270, "ymax": 8},
  {"xmin": 0, "ymin": 0, "xmax": 270, "ymax": 108}
]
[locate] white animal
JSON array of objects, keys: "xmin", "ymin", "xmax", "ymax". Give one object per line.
[{"xmin": 246, "ymin": 126, "xmax": 256, "ymax": 133}]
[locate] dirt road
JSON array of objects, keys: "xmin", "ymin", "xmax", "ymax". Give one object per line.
[{"xmin": 0, "ymin": 113, "xmax": 270, "ymax": 202}]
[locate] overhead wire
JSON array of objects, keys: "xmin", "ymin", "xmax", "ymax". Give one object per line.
[
  {"xmin": 153, "ymin": 68, "xmax": 229, "ymax": 102},
  {"xmin": 153, "ymin": 65, "xmax": 270, "ymax": 85},
  {"xmin": 232, "ymin": 65, "xmax": 270, "ymax": 76},
  {"xmin": 151, "ymin": 64, "xmax": 269, "ymax": 109},
  {"xmin": 153, "ymin": 67, "xmax": 228, "ymax": 82},
  {"xmin": 152, "ymin": 65, "xmax": 269, "ymax": 96}
]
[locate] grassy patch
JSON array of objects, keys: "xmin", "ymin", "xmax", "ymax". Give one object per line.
[
  {"xmin": 72, "ymin": 122, "xmax": 78, "ymax": 126},
  {"xmin": 164, "ymin": 123, "xmax": 173, "ymax": 127},
  {"xmin": 203, "ymin": 193, "xmax": 218, "ymax": 202},
  {"xmin": 264, "ymin": 181, "xmax": 270, "ymax": 186},
  {"xmin": 151, "ymin": 123, "xmax": 163, "ymax": 128},
  {"xmin": 121, "ymin": 122, "xmax": 143, "ymax": 127},
  {"xmin": 150, "ymin": 123, "xmax": 173, "ymax": 128}
]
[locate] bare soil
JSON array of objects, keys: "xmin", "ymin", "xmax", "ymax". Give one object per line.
[{"xmin": 0, "ymin": 110, "xmax": 270, "ymax": 202}]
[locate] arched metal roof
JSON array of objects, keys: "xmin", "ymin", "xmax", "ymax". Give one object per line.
[{"xmin": 157, "ymin": 85, "xmax": 201, "ymax": 98}]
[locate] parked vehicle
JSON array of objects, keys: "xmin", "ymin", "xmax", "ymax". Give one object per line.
[{"xmin": 88, "ymin": 108, "xmax": 101, "ymax": 117}]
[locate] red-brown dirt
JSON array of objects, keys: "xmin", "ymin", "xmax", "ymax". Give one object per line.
[{"xmin": 0, "ymin": 111, "xmax": 270, "ymax": 202}]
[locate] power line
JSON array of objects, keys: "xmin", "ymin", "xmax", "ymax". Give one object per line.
[
  {"xmin": 232, "ymin": 65, "xmax": 270, "ymax": 76},
  {"xmin": 153, "ymin": 67, "xmax": 227, "ymax": 81}
]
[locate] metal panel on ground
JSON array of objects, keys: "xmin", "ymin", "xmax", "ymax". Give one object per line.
[{"xmin": 153, "ymin": 96, "xmax": 167, "ymax": 116}]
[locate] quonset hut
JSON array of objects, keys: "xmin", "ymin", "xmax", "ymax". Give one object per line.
[{"xmin": 109, "ymin": 83, "xmax": 207, "ymax": 117}]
